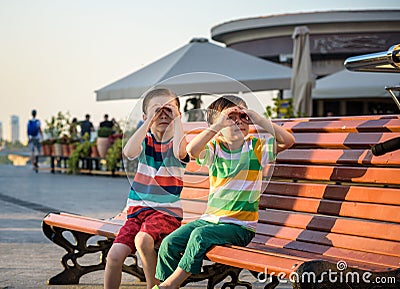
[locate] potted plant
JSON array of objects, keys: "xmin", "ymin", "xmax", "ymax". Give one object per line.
[
  {"xmin": 67, "ymin": 140, "xmax": 92, "ymax": 174},
  {"xmin": 44, "ymin": 112, "xmax": 71, "ymax": 155},
  {"xmin": 40, "ymin": 139, "xmax": 54, "ymax": 156},
  {"xmin": 97, "ymin": 127, "xmax": 113, "ymax": 158},
  {"xmin": 59, "ymin": 134, "xmax": 70, "ymax": 157},
  {"xmin": 105, "ymin": 138, "xmax": 122, "ymax": 172},
  {"xmin": 91, "ymin": 141, "xmax": 100, "ymax": 158}
]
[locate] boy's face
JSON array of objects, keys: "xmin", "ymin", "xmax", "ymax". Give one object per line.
[
  {"xmin": 219, "ymin": 106, "xmax": 250, "ymax": 141},
  {"xmin": 144, "ymin": 95, "xmax": 179, "ymax": 135}
]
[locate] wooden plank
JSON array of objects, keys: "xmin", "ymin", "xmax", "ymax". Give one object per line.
[
  {"xmin": 183, "ymin": 174, "xmax": 209, "ymax": 188},
  {"xmin": 258, "ymin": 209, "xmax": 400, "ymax": 242},
  {"xmin": 292, "ymin": 132, "xmax": 400, "ymax": 148},
  {"xmin": 277, "ymin": 117, "xmax": 400, "ymax": 133},
  {"xmin": 254, "ymin": 223, "xmax": 400, "ymax": 257},
  {"xmin": 265, "ymin": 182, "xmax": 400, "ymax": 205},
  {"xmin": 277, "ymin": 148, "xmax": 400, "ymax": 166},
  {"xmin": 181, "ymin": 199, "xmax": 207, "ymax": 215},
  {"xmin": 180, "ymin": 187, "xmax": 209, "ymax": 200},
  {"xmin": 272, "ymin": 164, "xmax": 400, "ymax": 185},
  {"xmin": 43, "ymin": 213, "xmax": 120, "ymax": 238},
  {"xmin": 260, "ymin": 195, "xmax": 400, "ymax": 223},
  {"xmin": 251, "ymin": 235, "xmax": 400, "ymax": 268},
  {"xmin": 205, "ymin": 245, "xmax": 304, "ymax": 275},
  {"xmin": 246, "ymin": 242, "xmax": 397, "ymax": 272}
]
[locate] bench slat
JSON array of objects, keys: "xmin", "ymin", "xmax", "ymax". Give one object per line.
[
  {"xmin": 272, "ymin": 164, "xmax": 400, "ymax": 185},
  {"xmin": 246, "ymin": 242, "xmax": 396, "ymax": 272},
  {"xmin": 265, "ymin": 182, "xmax": 400, "ymax": 205},
  {"xmin": 259, "ymin": 209, "xmax": 400, "ymax": 242},
  {"xmin": 43, "ymin": 213, "xmax": 120, "ymax": 238},
  {"xmin": 292, "ymin": 132, "xmax": 400, "ymax": 148},
  {"xmin": 205, "ymin": 245, "xmax": 304, "ymax": 275},
  {"xmin": 255, "ymin": 223, "xmax": 400, "ymax": 257},
  {"xmin": 278, "ymin": 117, "xmax": 400, "ymax": 133},
  {"xmin": 260, "ymin": 195, "xmax": 400, "ymax": 223},
  {"xmin": 181, "ymin": 199, "xmax": 207, "ymax": 215},
  {"xmin": 252, "ymin": 235, "xmax": 400, "ymax": 269},
  {"xmin": 278, "ymin": 148, "xmax": 400, "ymax": 166}
]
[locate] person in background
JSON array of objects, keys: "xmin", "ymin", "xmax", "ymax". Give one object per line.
[
  {"xmin": 69, "ymin": 117, "xmax": 79, "ymax": 141},
  {"xmin": 79, "ymin": 114, "xmax": 95, "ymax": 141},
  {"xmin": 111, "ymin": 118, "xmax": 122, "ymax": 135},
  {"xmin": 100, "ymin": 114, "xmax": 113, "ymax": 129},
  {"xmin": 27, "ymin": 109, "xmax": 44, "ymax": 170}
]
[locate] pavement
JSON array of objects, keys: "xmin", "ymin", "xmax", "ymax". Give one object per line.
[{"xmin": 0, "ymin": 164, "xmax": 291, "ymax": 289}]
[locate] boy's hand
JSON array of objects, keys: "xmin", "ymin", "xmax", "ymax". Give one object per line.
[
  {"xmin": 242, "ymin": 109, "xmax": 263, "ymax": 126},
  {"xmin": 163, "ymin": 104, "xmax": 181, "ymax": 120},
  {"xmin": 210, "ymin": 107, "xmax": 236, "ymax": 131},
  {"xmin": 146, "ymin": 103, "xmax": 163, "ymax": 125}
]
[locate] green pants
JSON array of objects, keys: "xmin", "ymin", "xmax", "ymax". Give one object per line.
[{"xmin": 155, "ymin": 219, "xmax": 255, "ymax": 280}]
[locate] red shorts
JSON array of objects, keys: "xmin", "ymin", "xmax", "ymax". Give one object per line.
[{"xmin": 113, "ymin": 208, "xmax": 181, "ymax": 252}]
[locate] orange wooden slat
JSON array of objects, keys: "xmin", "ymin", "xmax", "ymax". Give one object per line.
[
  {"xmin": 259, "ymin": 210, "xmax": 400, "ymax": 242},
  {"xmin": 260, "ymin": 195, "xmax": 400, "ymax": 223},
  {"xmin": 292, "ymin": 132, "xmax": 400, "ymax": 148},
  {"xmin": 181, "ymin": 199, "xmax": 207, "ymax": 215},
  {"xmin": 43, "ymin": 213, "xmax": 120, "ymax": 238},
  {"xmin": 255, "ymin": 223, "xmax": 400, "ymax": 257},
  {"xmin": 276, "ymin": 117, "xmax": 400, "ymax": 133},
  {"xmin": 277, "ymin": 148, "xmax": 400, "ymax": 166},
  {"xmin": 272, "ymin": 164, "xmax": 400, "ymax": 185},
  {"xmin": 265, "ymin": 182, "xmax": 400, "ymax": 205},
  {"xmin": 247, "ymin": 241, "xmax": 399, "ymax": 272},
  {"xmin": 183, "ymin": 173, "xmax": 209, "ymax": 188},
  {"xmin": 185, "ymin": 161, "xmax": 209, "ymax": 175},
  {"xmin": 205, "ymin": 245, "xmax": 304, "ymax": 275},
  {"xmin": 251, "ymin": 235, "xmax": 400, "ymax": 269}
]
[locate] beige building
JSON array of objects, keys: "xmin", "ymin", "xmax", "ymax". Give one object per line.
[{"xmin": 211, "ymin": 10, "xmax": 400, "ymax": 116}]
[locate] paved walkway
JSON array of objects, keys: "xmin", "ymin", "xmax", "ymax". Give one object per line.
[{"xmin": 0, "ymin": 165, "xmax": 291, "ymax": 289}]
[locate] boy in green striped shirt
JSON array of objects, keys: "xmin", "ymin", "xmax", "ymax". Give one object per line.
[{"xmin": 154, "ymin": 95, "xmax": 295, "ymax": 289}]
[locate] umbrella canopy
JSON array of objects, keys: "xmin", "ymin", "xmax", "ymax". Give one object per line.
[
  {"xmin": 312, "ymin": 69, "xmax": 400, "ymax": 99},
  {"xmin": 96, "ymin": 38, "xmax": 292, "ymax": 101},
  {"xmin": 291, "ymin": 26, "xmax": 315, "ymax": 116}
]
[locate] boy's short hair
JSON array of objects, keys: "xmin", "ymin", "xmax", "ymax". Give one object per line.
[
  {"xmin": 207, "ymin": 95, "xmax": 248, "ymax": 125},
  {"xmin": 142, "ymin": 88, "xmax": 180, "ymax": 113}
]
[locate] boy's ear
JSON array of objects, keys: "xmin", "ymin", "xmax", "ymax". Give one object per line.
[{"xmin": 142, "ymin": 114, "xmax": 147, "ymax": 121}]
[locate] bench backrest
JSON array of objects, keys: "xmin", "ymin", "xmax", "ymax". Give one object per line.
[{"xmin": 181, "ymin": 115, "xmax": 400, "ymax": 270}]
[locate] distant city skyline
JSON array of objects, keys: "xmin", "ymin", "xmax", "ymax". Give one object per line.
[
  {"xmin": 10, "ymin": 115, "xmax": 19, "ymax": 143},
  {"xmin": 1, "ymin": 1, "xmax": 399, "ymax": 142}
]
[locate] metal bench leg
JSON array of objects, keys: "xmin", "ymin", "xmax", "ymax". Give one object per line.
[
  {"xmin": 42, "ymin": 221, "xmax": 145, "ymax": 284},
  {"xmin": 183, "ymin": 263, "xmax": 252, "ymax": 289}
]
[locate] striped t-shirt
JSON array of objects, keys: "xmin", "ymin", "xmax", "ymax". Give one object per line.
[
  {"xmin": 197, "ymin": 136, "xmax": 276, "ymax": 231},
  {"xmin": 127, "ymin": 133, "xmax": 189, "ymax": 220}
]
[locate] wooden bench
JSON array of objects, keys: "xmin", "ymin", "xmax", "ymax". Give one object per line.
[{"xmin": 42, "ymin": 114, "xmax": 400, "ymax": 288}]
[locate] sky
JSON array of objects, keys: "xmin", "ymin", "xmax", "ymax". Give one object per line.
[{"xmin": 1, "ymin": 0, "xmax": 400, "ymax": 143}]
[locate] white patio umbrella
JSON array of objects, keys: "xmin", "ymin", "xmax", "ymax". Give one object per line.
[
  {"xmin": 96, "ymin": 38, "xmax": 292, "ymax": 101},
  {"xmin": 312, "ymin": 69, "xmax": 400, "ymax": 99},
  {"xmin": 291, "ymin": 26, "xmax": 315, "ymax": 116}
]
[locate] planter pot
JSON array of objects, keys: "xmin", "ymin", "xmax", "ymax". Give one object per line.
[
  {"xmin": 42, "ymin": 144, "xmax": 51, "ymax": 156},
  {"xmin": 91, "ymin": 146, "xmax": 100, "ymax": 158},
  {"xmin": 68, "ymin": 144, "xmax": 76, "ymax": 155},
  {"xmin": 62, "ymin": 144, "xmax": 70, "ymax": 157},
  {"xmin": 53, "ymin": 143, "xmax": 63, "ymax": 156},
  {"xmin": 97, "ymin": 137, "xmax": 110, "ymax": 158}
]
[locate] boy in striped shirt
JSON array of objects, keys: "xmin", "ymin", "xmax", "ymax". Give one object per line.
[
  {"xmin": 104, "ymin": 88, "xmax": 189, "ymax": 289},
  {"xmin": 154, "ymin": 95, "xmax": 294, "ymax": 289}
]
